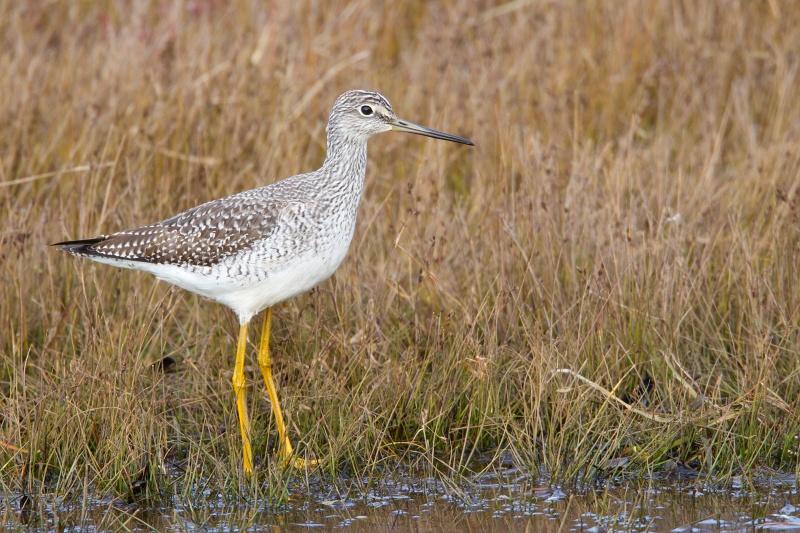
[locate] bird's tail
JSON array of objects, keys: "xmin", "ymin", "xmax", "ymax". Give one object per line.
[{"xmin": 51, "ymin": 237, "xmax": 106, "ymax": 256}]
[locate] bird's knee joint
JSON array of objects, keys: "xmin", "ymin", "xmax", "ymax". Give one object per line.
[{"xmin": 232, "ymin": 375, "xmax": 246, "ymax": 391}]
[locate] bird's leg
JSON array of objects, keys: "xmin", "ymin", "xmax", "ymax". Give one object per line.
[
  {"xmin": 257, "ymin": 308, "xmax": 292, "ymax": 459},
  {"xmin": 257, "ymin": 308, "xmax": 315, "ymax": 468},
  {"xmin": 233, "ymin": 322, "xmax": 254, "ymax": 475}
]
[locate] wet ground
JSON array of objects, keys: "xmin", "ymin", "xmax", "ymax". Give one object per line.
[{"xmin": 3, "ymin": 467, "xmax": 800, "ymax": 531}]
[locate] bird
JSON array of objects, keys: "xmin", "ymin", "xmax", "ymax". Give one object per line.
[{"xmin": 53, "ymin": 89, "xmax": 473, "ymax": 475}]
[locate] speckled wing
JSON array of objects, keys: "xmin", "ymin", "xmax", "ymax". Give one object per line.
[{"xmin": 55, "ymin": 194, "xmax": 285, "ymax": 267}]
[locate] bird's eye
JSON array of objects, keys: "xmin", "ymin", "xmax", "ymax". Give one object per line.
[{"xmin": 359, "ymin": 105, "xmax": 374, "ymax": 116}]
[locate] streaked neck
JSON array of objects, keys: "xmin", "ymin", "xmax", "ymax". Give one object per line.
[{"xmin": 321, "ymin": 135, "xmax": 368, "ymax": 192}]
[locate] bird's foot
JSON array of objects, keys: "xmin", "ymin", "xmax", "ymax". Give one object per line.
[
  {"xmin": 278, "ymin": 439, "xmax": 318, "ymax": 469},
  {"xmin": 284, "ymin": 455, "xmax": 320, "ymax": 469}
]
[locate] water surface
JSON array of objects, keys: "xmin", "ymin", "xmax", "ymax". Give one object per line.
[{"xmin": 4, "ymin": 468, "xmax": 800, "ymax": 531}]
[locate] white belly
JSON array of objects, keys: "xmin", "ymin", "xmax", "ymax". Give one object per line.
[
  {"xmin": 121, "ymin": 236, "xmax": 352, "ymax": 324},
  {"xmin": 214, "ymin": 248, "xmax": 346, "ymax": 322}
]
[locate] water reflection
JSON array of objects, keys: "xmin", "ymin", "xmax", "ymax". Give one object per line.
[{"xmin": 3, "ymin": 468, "xmax": 799, "ymax": 531}]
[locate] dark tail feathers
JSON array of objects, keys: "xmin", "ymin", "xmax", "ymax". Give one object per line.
[{"xmin": 51, "ymin": 237, "xmax": 106, "ymax": 255}]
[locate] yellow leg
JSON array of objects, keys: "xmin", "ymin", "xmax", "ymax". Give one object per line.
[
  {"xmin": 233, "ymin": 322, "xmax": 253, "ymax": 475},
  {"xmin": 257, "ymin": 309, "xmax": 316, "ymax": 468}
]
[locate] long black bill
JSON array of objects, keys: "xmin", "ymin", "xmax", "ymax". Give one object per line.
[{"xmin": 390, "ymin": 118, "xmax": 474, "ymax": 146}]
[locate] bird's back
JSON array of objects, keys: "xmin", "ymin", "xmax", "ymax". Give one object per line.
[{"xmin": 57, "ymin": 172, "xmax": 315, "ymax": 270}]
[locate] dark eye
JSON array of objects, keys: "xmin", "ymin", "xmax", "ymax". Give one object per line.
[{"xmin": 360, "ymin": 105, "xmax": 374, "ymax": 116}]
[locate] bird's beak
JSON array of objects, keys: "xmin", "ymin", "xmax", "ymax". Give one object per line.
[{"xmin": 389, "ymin": 117, "xmax": 474, "ymax": 146}]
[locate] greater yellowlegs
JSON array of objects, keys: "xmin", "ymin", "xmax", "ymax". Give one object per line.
[{"xmin": 54, "ymin": 90, "xmax": 473, "ymax": 474}]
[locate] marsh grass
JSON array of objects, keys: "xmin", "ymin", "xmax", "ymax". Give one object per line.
[{"xmin": 1, "ymin": 0, "xmax": 800, "ymax": 510}]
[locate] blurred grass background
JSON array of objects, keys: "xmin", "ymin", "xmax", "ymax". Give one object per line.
[{"xmin": 1, "ymin": 0, "xmax": 799, "ymax": 503}]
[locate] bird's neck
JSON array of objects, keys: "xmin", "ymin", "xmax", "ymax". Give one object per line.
[{"xmin": 320, "ymin": 136, "xmax": 368, "ymax": 197}]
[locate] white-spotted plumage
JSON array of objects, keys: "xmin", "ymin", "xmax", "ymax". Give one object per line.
[{"xmin": 55, "ymin": 89, "xmax": 473, "ymax": 324}]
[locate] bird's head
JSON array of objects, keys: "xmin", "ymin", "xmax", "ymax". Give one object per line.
[{"xmin": 326, "ymin": 89, "xmax": 473, "ymax": 146}]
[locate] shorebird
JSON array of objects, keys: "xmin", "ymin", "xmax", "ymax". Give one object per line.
[{"xmin": 54, "ymin": 90, "xmax": 473, "ymax": 474}]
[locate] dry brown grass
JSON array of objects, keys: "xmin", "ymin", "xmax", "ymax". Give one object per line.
[{"xmin": 1, "ymin": 0, "xmax": 800, "ymax": 504}]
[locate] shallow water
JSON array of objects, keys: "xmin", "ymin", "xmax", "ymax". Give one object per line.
[{"xmin": 4, "ymin": 468, "xmax": 800, "ymax": 532}]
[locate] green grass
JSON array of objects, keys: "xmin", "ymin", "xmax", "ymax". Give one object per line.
[{"xmin": 1, "ymin": 0, "xmax": 799, "ymax": 506}]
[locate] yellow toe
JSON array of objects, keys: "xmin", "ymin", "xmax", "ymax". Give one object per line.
[
  {"xmin": 278, "ymin": 444, "xmax": 318, "ymax": 469},
  {"xmin": 284, "ymin": 455, "xmax": 319, "ymax": 469}
]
